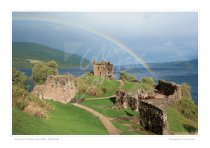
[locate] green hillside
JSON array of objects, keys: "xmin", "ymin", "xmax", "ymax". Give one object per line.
[
  {"xmin": 12, "ymin": 42, "xmax": 90, "ymax": 68},
  {"xmin": 12, "ymin": 101, "xmax": 108, "ymax": 135}
]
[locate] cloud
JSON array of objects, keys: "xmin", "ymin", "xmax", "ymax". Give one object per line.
[
  {"xmin": 12, "ymin": 12, "xmax": 198, "ymax": 63},
  {"xmin": 13, "ymin": 12, "xmax": 198, "ymax": 38}
]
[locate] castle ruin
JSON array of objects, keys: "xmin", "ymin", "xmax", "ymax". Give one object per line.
[
  {"xmin": 114, "ymin": 80, "xmax": 182, "ymax": 134},
  {"xmin": 32, "ymin": 74, "xmax": 77, "ymax": 104},
  {"xmin": 93, "ymin": 60, "xmax": 115, "ymax": 80}
]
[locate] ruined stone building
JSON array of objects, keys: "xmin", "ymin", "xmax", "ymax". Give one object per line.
[
  {"xmin": 114, "ymin": 80, "xmax": 182, "ymax": 135},
  {"xmin": 93, "ymin": 60, "xmax": 115, "ymax": 80},
  {"xmin": 32, "ymin": 74, "xmax": 77, "ymax": 104}
]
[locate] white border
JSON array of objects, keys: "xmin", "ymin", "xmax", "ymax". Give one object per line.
[{"xmin": 1, "ymin": 0, "xmax": 210, "ymax": 147}]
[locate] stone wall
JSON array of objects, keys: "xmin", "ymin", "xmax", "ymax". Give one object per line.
[
  {"xmin": 114, "ymin": 80, "xmax": 181, "ymax": 134},
  {"xmin": 114, "ymin": 89, "xmax": 139, "ymax": 111},
  {"xmin": 139, "ymin": 100, "xmax": 169, "ymax": 135},
  {"xmin": 93, "ymin": 60, "xmax": 114, "ymax": 80},
  {"xmin": 155, "ymin": 80, "xmax": 180, "ymax": 96},
  {"xmin": 32, "ymin": 74, "xmax": 77, "ymax": 104}
]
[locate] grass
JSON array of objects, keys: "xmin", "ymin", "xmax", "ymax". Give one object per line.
[
  {"xmin": 76, "ymin": 76, "xmax": 120, "ymax": 99},
  {"xmin": 167, "ymin": 107, "xmax": 198, "ymax": 134},
  {"xmin": 123, "ymin": 81, "xmax": 154, "ymax": 92},
  {"xmin": 166, "ymin": 83, "xmax": 198, "ymax": 134},
  {"xmin": 81, "ymin": 97, "xmax": 146, "ymax": 135},
  {"xmin": 122, "ymin": 76, "xmax": 156, "ymax": 93},
  {"xmin": 81, "ymin": 97, "xmax": 139, "ymax": 118},
  {"xmin": 111, "ymin": 120, "xmax": 145, "ymax": 135},
  {"xmin": 111, "ymin": 117, "xmax": 149, "ymax": 135},
  {"xmin": 123, "ymin": 81, "xmax": 142, "ymax": 92},
  {"xmin": 13, "ymin": 101, "xmax": 108, "ymax": 135}
]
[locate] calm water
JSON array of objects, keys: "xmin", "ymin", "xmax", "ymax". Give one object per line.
[{"xmin": 19, "ymin": 67, "xmax": 198, "ymax": 104}]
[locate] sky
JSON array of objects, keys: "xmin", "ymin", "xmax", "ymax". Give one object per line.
[{"xmin": 12, "ymin": 12, "xmax": 198, "ymax": 64}]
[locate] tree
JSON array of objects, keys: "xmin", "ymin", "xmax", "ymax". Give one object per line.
[
  {"xmin": 32, "ymin": 61, "xmax": 59, "ymax": 84},
  {"xmin": 119, "ymin": 71, "xmax": 137, "ymax": 82},
  {"xmin": 180, "ymin": 82, "xmax": 192, "ymax": 100},
  {"xmin": 141, "ymin": 77, "xmax": 156, "ymax": 86},
  {"xmin": 12, "ymin": 68, "xmax": 29, "ymax": 89}
]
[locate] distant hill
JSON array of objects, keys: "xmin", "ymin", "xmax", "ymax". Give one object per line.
[
  {"xmin": 147, "ymin": 59, "xmax": 198, "ymax": 69},
  {"xmin": 118, "ymin": 59, "xmax": 198, "ymax": 69},
  {"xmin": 12, "ymin": 42, "xmax": 90, "ymax": 68}
]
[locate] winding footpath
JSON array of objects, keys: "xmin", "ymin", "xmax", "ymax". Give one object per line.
[
  {"xmin": 85, "ymin": 95, "xmax": 115, "ymax": 101},
  {"xmin": 72, "ymin": 103, "xmax": 120, "ymax": 135},
  {"xmin": 72, "ymin": 80, "xmax": 125, "ymax": 135}
]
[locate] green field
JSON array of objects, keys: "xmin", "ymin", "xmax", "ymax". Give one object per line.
[
  {"xmin": 81, "ymin": 97, "xmax": 198, "ymax": 135},
  {"xmin": 122, "ymin": 81, "xmax": 154, "ymax": 92},
  {"xmin": 81, "ymin": 97, "xmax": 146, "ymax": 135},
  {"xmin": 76, "ymin": 76, "xmax": 121, "ymax": 99},
  {"xmin": 122, "ymin": 81, "xmax": 142, "ymax": 92},
  {"xmin": 12, "ymin": 101, "xmax": 108, "ymax": 135},
  {"xmin": 167, "ymin": 107, "xmax": 198, "ymax": 134},
  {"xmin": 81, "ymin": 98, "xmax": 138, "ymax": 118}
]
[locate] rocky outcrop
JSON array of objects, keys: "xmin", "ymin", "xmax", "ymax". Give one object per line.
[
  {"xmin": 114, "ymin": 80, "xmax": 181, "ymax": 134},
  {"xmin": 32, "ymin": 74, "xmax": 77, "ymax": 104}
]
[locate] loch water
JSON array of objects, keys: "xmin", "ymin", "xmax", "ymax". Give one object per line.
[{"xmin": 19, "ymin": 66, "xmax": 198, "ymax": 104}]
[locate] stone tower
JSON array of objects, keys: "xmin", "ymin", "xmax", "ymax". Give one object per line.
[{"xmin": 93, "ymin": 60, "xmax": 115, "ymax": 80}]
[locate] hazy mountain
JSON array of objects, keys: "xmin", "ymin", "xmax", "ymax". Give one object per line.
[
  {"xmin": 147, "ymin": 59, "xmax": 198, "ymax": 68},
  {"xmin": 12, "ymin": 42, "xmax": 90, "ymax": 68},
  {"xmin": 117, "ymin": 59, "xmax": 198, "ymax": 70}
]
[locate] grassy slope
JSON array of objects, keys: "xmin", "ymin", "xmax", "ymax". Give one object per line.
[
  {"xmin": 76, "ymin": 76, "xmax": 120, "ymax": 99},
  {"xmin": 122, "ymin": 81, "xmax": 154, "ymax": 92},
  {"xmin": 81, "ymin": 98, "xmax": 139, "ymax": 118},
  {"xmin": 122, "ymin": 81, "xmax": 142, "ymax": 92},
  {"xmin": 13, "ymin": 101, "xmax": 108, "ymax": 135},
  {"xmin": 167, "ymin": 107, "xmax": 198, "ymax": 134},
  {"xmin": 81, "ymin": 98, "xmax": 145, "ymax": 135},
  {"xmin": 12, "ymin": 42, "xmax": 90, "ymax": 68}
]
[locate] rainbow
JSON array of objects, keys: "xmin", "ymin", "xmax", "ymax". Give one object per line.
[
  {"xmin": 14, "ymin": 17, "xmax": 153, "ymax": 72},
  {"xmin": 67, "ymin": 23, "xmax": 153, "ymax": 73}
]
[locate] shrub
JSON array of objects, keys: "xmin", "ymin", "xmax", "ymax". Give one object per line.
[
  {"xmin": 23, "ymin": 97, "xmax": 53, "ymax": 119},
  {"xmin": 136, "ymin": 77, "xmax": 156, "ymax": 91},
  {"xmin": 75, "ymin": 77, "xmax": 89, "ymax": 94},
  {"xmin": 101, "ymin": 87, "xmax": 107, "ymax": 94},
  {"xmin": 141, "ymin": 77, "xmax": 156, "ymax": 86},
  {"xmin": 12, "ymin": 68, "xmax": 29, "ymax": 89},
  {"xmin": 12, "ymin": 86, "xmax": 29, "ymax": 110},
  {"xmin": 30, "ymin": 95, "xmax": 53, "ymax": 111},
  {"xmin": 86, "ymin": 71, "xmax": 94, "ymax": 76},
  {"xmin": 12, "ymin": 86, "xmax": 53, "ymax": 118},
  {"xmin": 23, "ymin": 102, "xmax": 47, "ymax": 118},
  {"xmin": 180, "ymin": 82, "xmax": 192, "ymax": 100},
  {"xmin": 86, "ymin": 86, "xmax": 102, "ymax": 96},
  {"xmin": 32, "ymin": 61, "xmax": 59, "ymax": 84},
  {"xmin": 174, "ymin": 98, "xmax": 198, "ymax": 121},
  {"xmin": 174, "ymin": 83, "xmax": 198, "ymax": 121},
  {"xmin": 119, "ymin": 71, "xmax": 137, "ymax": 82}
]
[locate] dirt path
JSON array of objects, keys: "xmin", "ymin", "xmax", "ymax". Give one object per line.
[
  {"xmin": 85, "ymin": 95, "xmax": 115, "ymax": 101},
  {"xmin": 72, "ymin": 103, "xmax": 120, "ymax": 135},
  {"xmin": 72, "ymin": 80, "xmax": 125, "ymax": 134},
  {"xmin": 118, "ymin": 80, "xmax": 125, "ymax": 88}
]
